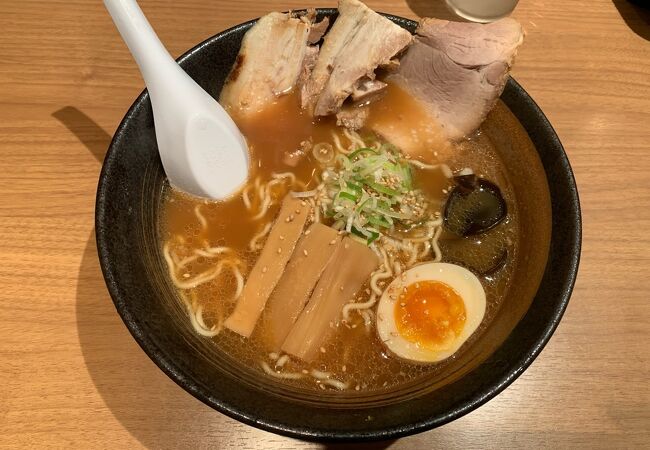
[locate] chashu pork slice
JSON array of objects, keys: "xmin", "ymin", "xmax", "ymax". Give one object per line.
[
  {"xmin": 301, "ymin": 0, "xmax": 412, "ymax": 116},
  {"xmin": 219, "ymin": 12, "xmax": 318, "ymax": 115},
  {"xmin": 389, "ymin": 18, "xmax": 524, "ymax": 140}
]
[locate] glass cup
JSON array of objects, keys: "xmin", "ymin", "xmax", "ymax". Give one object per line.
[{"xmin": 445, "ymin": 0, "xmax": 520, "ymax": 22}]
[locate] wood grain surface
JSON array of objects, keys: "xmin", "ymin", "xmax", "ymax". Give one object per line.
[{"xmin": 0, "ymin": 0, "xmax": 648, "ymax": 448}]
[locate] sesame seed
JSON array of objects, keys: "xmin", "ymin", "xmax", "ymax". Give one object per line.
[
  {"xmin": 279, "ymin": 235, "xmax": 285, "ymax": 240},
  {"xmin": 329, "ymin": 239, "xmax": 336, "ymax": 245},
  {"xmin": 277, "ymin": 248, "xmax": 282, "ymax": 254},
  {"xmin": 320, "ymin": 347, "xmax": 326, "ymax": 353},
  {"xmin": 182, "ymin": 273, "xmax": 190, "ymax": 278},
  {"xmin": 303, "ymin": 249, "xmax": 308, "ymax": 256},
  {"xmin": 305, "ymin": 229, "xmax": 311, "ymax": 235},
  {"xmin": 262, "ymin": 266, "xmax": 268, "ymax": 273},
  {"xmin": 295, "ymin": 208, "xmax": 301, "ymax": 214},
  {"xmin": 342, "ymin": 365, "xmax": 346, "ymax": 372}
]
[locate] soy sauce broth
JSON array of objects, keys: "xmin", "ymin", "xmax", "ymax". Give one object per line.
[{"xmin": 160, "ymin": 84, "xmax": 524, "ymax": 393}]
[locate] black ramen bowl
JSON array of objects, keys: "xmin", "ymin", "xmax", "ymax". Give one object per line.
[{"xmin": 96, "ymin": 10, "xmax": 581, "ymax": 442}]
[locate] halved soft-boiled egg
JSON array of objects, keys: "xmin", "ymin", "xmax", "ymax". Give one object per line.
[{"xmin": 376, "ymin": 262, "xmax": 486, "ymax": 363}]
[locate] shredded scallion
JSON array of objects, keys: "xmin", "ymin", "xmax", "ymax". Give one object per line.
[{"xmin": 320, "ymin": 141, "xmax": 429, "ymax": 244}]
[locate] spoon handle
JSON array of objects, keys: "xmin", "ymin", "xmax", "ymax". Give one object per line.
[{"xmin": 103, "ymin": 0, "xmax": 183, "ymax": 97}]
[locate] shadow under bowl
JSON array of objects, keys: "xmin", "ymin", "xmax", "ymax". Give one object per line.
[{"xmin": 95, "ymin": 10, "xmax": 581, "ymax": 442}]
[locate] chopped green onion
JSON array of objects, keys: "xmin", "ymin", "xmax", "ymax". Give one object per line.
[
  {"xmin": 367, "ymin": 215, "xmax": 392, "ymax": 228},
  {"xmin": 351, "ymin": 225, "xmax": 370, "ymax": 238},
  {"xmin": 366, "ymin": 230, "xmax": 380, "ymax": 244},
  {"xmin": 320, "ymin": 135, "xmax": 429, "ymax": 246},
  {"xmin": 337, "ymin": 191, "xmax": 358, "ymax": 202},
  {"xmin": 348, "ymin": 147, "xmax": 378, "ymax": 159},
  {"xmin": 346, "ymin": 181, "xmax": 363, "ymax": 193},
  {"xmin": 365, "ymin": 180, "xmax": 400, "ymax": 197}
]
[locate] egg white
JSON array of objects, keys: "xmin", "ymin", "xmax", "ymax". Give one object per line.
[{"xmin": 376, "ymin": 262, "xmax": 486, "ymax": 363}]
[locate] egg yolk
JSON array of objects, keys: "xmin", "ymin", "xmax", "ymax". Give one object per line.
[{"xmin": 394, "ymin": 280, "xmax": 466, "ymax": 349}]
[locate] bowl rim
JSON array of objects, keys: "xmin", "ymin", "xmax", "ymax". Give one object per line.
[{"xmin": 96, "ymin": 10, "xmax": 582, "ymax": 442}]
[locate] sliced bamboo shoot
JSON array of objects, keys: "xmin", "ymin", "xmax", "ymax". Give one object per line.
[
  {"xmin": 261, "ymin": 223, "xmax": 342, "ymax": 349},
  {"xmin": 281, "ymin": 237, "xmax": 379, "ymax": 361},
  {"xmin": 225, "ymin": 195, "xmax": 309, "ymax": 337}
]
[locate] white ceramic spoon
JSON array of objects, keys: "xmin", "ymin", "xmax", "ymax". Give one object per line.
[{"xmin": 104, "ymin": 0, "xmax": 249, "ymax": 199}]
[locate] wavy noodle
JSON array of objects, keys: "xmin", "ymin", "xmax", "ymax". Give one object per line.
[
  {"xmin": 275, "ymin": 354, "xmax": 289, "ymax": 368},
  {"xmin": 406, "ymin": 159, "xmax": 453, "ymax": 178},
  {"xmin": 260, "ymin": 361, "xmax": 304, "ymax": 380},
  {"xmin": 370, "ymin": 269, "xmax": 393, "ymax": 296},
  {"xmin": 343, "ymin": 128, "xmax": 365, "ymax": 149},
  {"xmin": 308, "ymin": 197, "xmax": 320, "ymax": 223},
  {"xmin": 248, "ymin": 222, "xmax": 273, "ymax": 251},
  {"xmin": 291, "ymin": 189, "xmax": 318, "ymax": 198},
  {"xmin": 233, "ymin": 265, "xmax": 244, "ymax": 299},
  {"xmin": 251, "ymin": 191, "xmax": 272, "ymax": 220},
  {"xmin": 194, "ymin": 204, "xmax": 208, "ymax": 231},
  {"xmin": 342, "ymin": 292, "xmax": 378, "ymax": 321},
  {"xmin": 181, "ymin": 292, "xmax": 221, "ymax": 337},
  {"xmin": 194, "ymin": 246, "xmax": 231, "ymax": 258},
  {"xmin": 163, "ymin": 241, "xmax": 243, "ymax": 290},
  {"xmin": 242, "ymin": 182, "xmax": 254, "ymax": 210},
  {"xmin": 260, "ymin": 356, "xmax": 350, "ymax": 388},
  {"xmin": 418, "ymin": 241, "xmax": 432, "ymax": 259},
  {"xmin": 310, "ymin": 369, "xmax": 349, "ymax": 390},
  {"xmin": 248, "ymin": 172, "xmax": 303, "ymax": 221},
  {"xmin": 360, "ymin": 309, "xmax": 374, "ymax": 332},
  {"xmin": 272, "ymin": 172, "xmax": 297, "ymax": 184},
  {"xmin": 432, "ymin": 225, "xmax": 443, "ymax": 262},
  {"xmin": 331, "ymin": 131, "xmax": 350, "ymax": 155}
]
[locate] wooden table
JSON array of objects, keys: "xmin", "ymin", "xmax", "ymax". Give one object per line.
[{"xmin": 1, "ymin": 0, "xmax": 648, "ymax": 448}]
